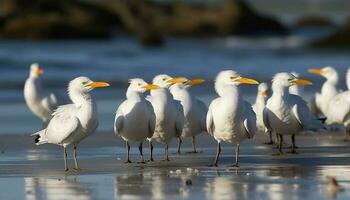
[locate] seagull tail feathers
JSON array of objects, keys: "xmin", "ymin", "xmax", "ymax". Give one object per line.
[{"xmin": 31, "ymin": 130, "xmax": 49, "ymax": 145}]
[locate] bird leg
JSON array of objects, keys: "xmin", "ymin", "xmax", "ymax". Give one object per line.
[
  {"xmin": 138, "ymin": 142, "xmax": 145, "ymax": 163},
  {"xmin": 190, "ymin": 136, "xmax": 198, "ymax": 153},
  {"xmin": 148, "ymin": 141, "xmax": 154, "ymax": 162},
  {"xmin": 124, "ymin": 141, "xmax": 131, "ymax": 163},
  {"xmin": 176, "ymin": 137, "xmax": 182, "ymax": 154},
  {"xmin": 287, "ymin": 134, "xmax": 298, "ymax": 154},
  {"xmin": 287, "ymin": 134, "xmax": 299, "ymax": 149},
  {"xmin": 264, "ymin": 131, "xmax": 275, "ymax": 145},
  {"xmin": 73, "ymin": 144, "xmax": 81, "ymax": 171},
  {"xmin": 210, "ymin": 142, "xmax": 221, "ymax": 167},
  {"xmin": 273, "ymin": 134, "xmax": 284, "ymax": 156},
  {"xmin": 231, "ymin": 144, "xmax": 240, "ymax": 168},
  {"xmin": 63, "ymin": 146, "xmax": 68, "ymax": 171},
  {"xmin": 164, "ymin": 143, "xmax": 170, "ymax": 161}
]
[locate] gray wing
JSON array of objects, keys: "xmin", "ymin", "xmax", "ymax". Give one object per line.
[
  {"xmin": 174, "ymin": 100, "xmax": 184, "ymax": 137},
  {"xmin": 147, "ymin": 101, "xmax": 156, "ymax": 138},
  {"xmin": 196, "ymin": 99, "xmax": 207, "ymax": 131},
  {"xmin": 243, "ymin": 101, "xmax": 257, "ymax": 138},
  {"xmin": 206, "ymin": 100, "xmax": 215, "ymax": 136},
  {"xmin": 114, "ymin": 101, "xmax": 125, "ymax": 136},
  {"xmin": 46, "ymin": 104, "xmax": 80, "ymax": 144},
  {"xmin": 291, "ymin": 95, "xmax": 324, "ymax": 131},
  {"xmin": 262, "ymin": 107, "xmax": 272, "ymax": 132}
]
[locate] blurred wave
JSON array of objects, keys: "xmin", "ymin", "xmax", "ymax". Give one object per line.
[{"xmin": 0, "ymin": 32, "xmax": 350, "ymax": 103}]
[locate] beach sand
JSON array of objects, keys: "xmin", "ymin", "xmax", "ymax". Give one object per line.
[{"xmin": 0, "ymin": 131, "xmax": 350, "ymax": 200}]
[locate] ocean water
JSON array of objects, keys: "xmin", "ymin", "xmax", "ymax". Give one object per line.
[{"xmin": 0, "ymin": 33, "xmax": 350, "ymax": 135}]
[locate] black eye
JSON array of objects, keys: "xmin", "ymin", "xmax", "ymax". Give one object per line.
[
  {"xmin": 230, "ymin": 76, "xmax": 235, "ymax": 79},
  {"xmin": 82, "ymin": 81, "xmax": 88, "ymax": 85},
  {"xmin": 162, "ymin": 78, "xmax": 166, "ymax": 81},
  {"xmin": 138, "ymin": 83, "xmax": 141, "ymax": 86}
]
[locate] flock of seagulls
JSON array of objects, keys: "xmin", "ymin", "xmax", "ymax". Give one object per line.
[{"xmin": 24, "ymin": 63, "xmax": 349, "ymax": 171}]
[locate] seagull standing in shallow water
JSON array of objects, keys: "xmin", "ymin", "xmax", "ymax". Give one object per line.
[
  {"xmin": 206, "ymin": 70, "xmax": 258, "ymax": 167},
  {"xmin": 114, "ymin": 79, "xmax": 158, "ymax": 163},
  {"xmin": 324, "ymin": 68, "xmax": 350, "ymax": 140},
  {"xmin": 308, "ymin": 66, "xmax": 339, "ymax": 117},
  {"xmin": 147, "ymin": 74, "xmax": 185, "ymax": 161},
  {"xmin": 24, "ymin": 63, "xmax": 63, "ymax": 125},
  {"xmin": 32, "ymin": 77, "xmax": 110, "ymax": 171},
  {"xmin": 263, "ymin": 73, "xmax": 324, "ymax": 155},
  {"xmin": 252, "ymin": 83, "xmax": 273, "ymax": 144},
  {"xmin": 169, "ymin": 78, "xmax": 207, "ymax": 154}
]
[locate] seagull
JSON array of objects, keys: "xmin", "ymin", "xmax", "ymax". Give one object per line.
[
  {"xmin": 169, "ymin": 78, "xmax": 207, "ymax": 154},
  {"xmin": 147, "ymin": 74, "xmax": 185, "ymax": 161},
  {"xmin": 263, "ymin": 73, "xmax": 324, "ymax": 155},
  {"xmin": 114, "ymin": 79, "xmax": 158, "ymax": 163},
  {"xmin": 206, "ymin": 70, "xmax": 258, "ymax": 167},
  {"xmin": 24, "ymin": 63, "xmax": 64, "ymax": 125},
  {"xmin": 31, "ymin": 77, "xmax": 110, "ymax": 171},
  {"xmin": 252, "ymin": 82, "xmax": 273, "ymax": 144},
  {"xmin": 308, "ymin": 66, "xmax": 339, "ymax": 117},
  {"xmin": 324, "ymin": 68, "xmax": 350, "ymax": 140}
]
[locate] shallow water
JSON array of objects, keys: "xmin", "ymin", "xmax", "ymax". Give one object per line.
[{"xmin": 0, "ymin": 133, "xmax": 350, "ymax": 200}]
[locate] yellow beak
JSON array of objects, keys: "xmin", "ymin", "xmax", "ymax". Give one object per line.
[
  {"xmin": 308, "ymin": 68, "xmax": 323, "ymax": 76},
  {"xmin": 235, "ymin": 77, "xmax": 259, "ymax": 85},
  {"xmin": 292, "ymin": 79, "xmax": 312, "ymax": 85},
  {"xmin": 87, "ymin": 81, "xmax": 110, "ymax": 88},
  {"xmin": 36, "ymin": 67, "xmax": 44, "ymax": 76},
  {"xmin": 142, "ymin": 84, "xmax": 160, "ymax": 90},
  {"xmin": 167, "ymin": 77, "xmax": 188, "ymax": 84},
  {"xmin": 186, "ymin": 79, "xmax": 205, "ymax": 86}
]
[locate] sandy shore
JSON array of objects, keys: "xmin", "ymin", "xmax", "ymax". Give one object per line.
[{"xmin": 0, "ymin": 131, "xmax": 350, "ymax": 200}]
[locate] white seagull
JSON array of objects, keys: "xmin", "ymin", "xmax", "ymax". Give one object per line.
[
  {"xmin": 252, "ymin": 82, "xmax": 273, "ymax": 144},
  {"xmin": 24, "ymin": 63, "xmax": 63, "ymax": 124},
  {"xmin": 147, "ymin": 74, "xmax": 185, "ymax": 161},
  {"xmin": 308, "ymin": 66, "xmax": 339, "ymax": 117},
  {"xmin": 114, "ymin": 79, "xmax": 158, "ymax": 163},
  {"xmin": 32, "ymin": 77, "xmax": 110, "ymax": 171},
  {"xmin": 264, "ymin": 73, "xmax": 324, "ymax": 155},
  {"xmin": 325, "ymin": 68, "xmax": 350, "ymax": 140},
  {"xmin": 169, "ymin": 78, "xmax": 207, "ymax": 154},
  {"xmin": 206, "ymin": 70, "xmax": 258, "ymax": 167}
]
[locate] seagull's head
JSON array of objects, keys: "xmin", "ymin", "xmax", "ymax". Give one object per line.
[
  {"xmin": 215, "ymin": 70, "xmax": 259, "ymax": 86},
  {"xmin": 272, "ymin": 72, "xmax": 312, "ymax": 89},
  {"xmin": 153, "ymin": 74, "xmax": 187, "ymax": 88},
  {"xmin": 69, "ymin": 76, "xmax": 110, "ymax": 94},
  {"xmin": 128, "ymin": 78, "xmax": 160, "ymax": 93},
  {"xmin": 29, "ymin": 63, "xmax": 44, "ymax": 78},
  {"xmin": 308, "ymin": 66, "xmax": 338, "ymax": 82},
  {"xmin": 258, "ymin": 82, "xmax": 269, "ymax": 97}
]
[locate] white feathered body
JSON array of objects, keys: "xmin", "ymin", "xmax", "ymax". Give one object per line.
[
  {"xmin": 265, "ymin": 94, "xmax": 302, "ymax": 135},
  {"xmin": 265, "ymin": 93, "xmax": 324, "ymax": 135},
  {"xmin": 326, "ymin": 91, "xmax": 350, "ymax": 127},
  {"xmin": 207, "ymin": 92, "xmax": 256, "ymax": 144},
  {"xmin": 315, "ymin": 81, "xmax": 338, "ymax": 116},
  {"xmin": 170, "ymin": 86, "xmax": 207, "ymax": 138},
  {"xmin": 252, "ymin": 96, "xmax": 266, "ymax": 133},
  {"xmin": 114, "ymin": 94, "xmax": 155, "ymax": 143},
  {"xmin": 148, "ymin": 89, "xmax": 183, "ymax": 144},
  {"xmin": 24, "ymin": 77, "xmax": 59, "ymax": 123},
  {"xmin": 34, "ymin": 93, "xmax": 98, "ymax": 146}
]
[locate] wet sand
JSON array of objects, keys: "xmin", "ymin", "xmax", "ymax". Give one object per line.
[{"xmin": 0, "ymin": 131, "xmax": 350, "ymax": 200}]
